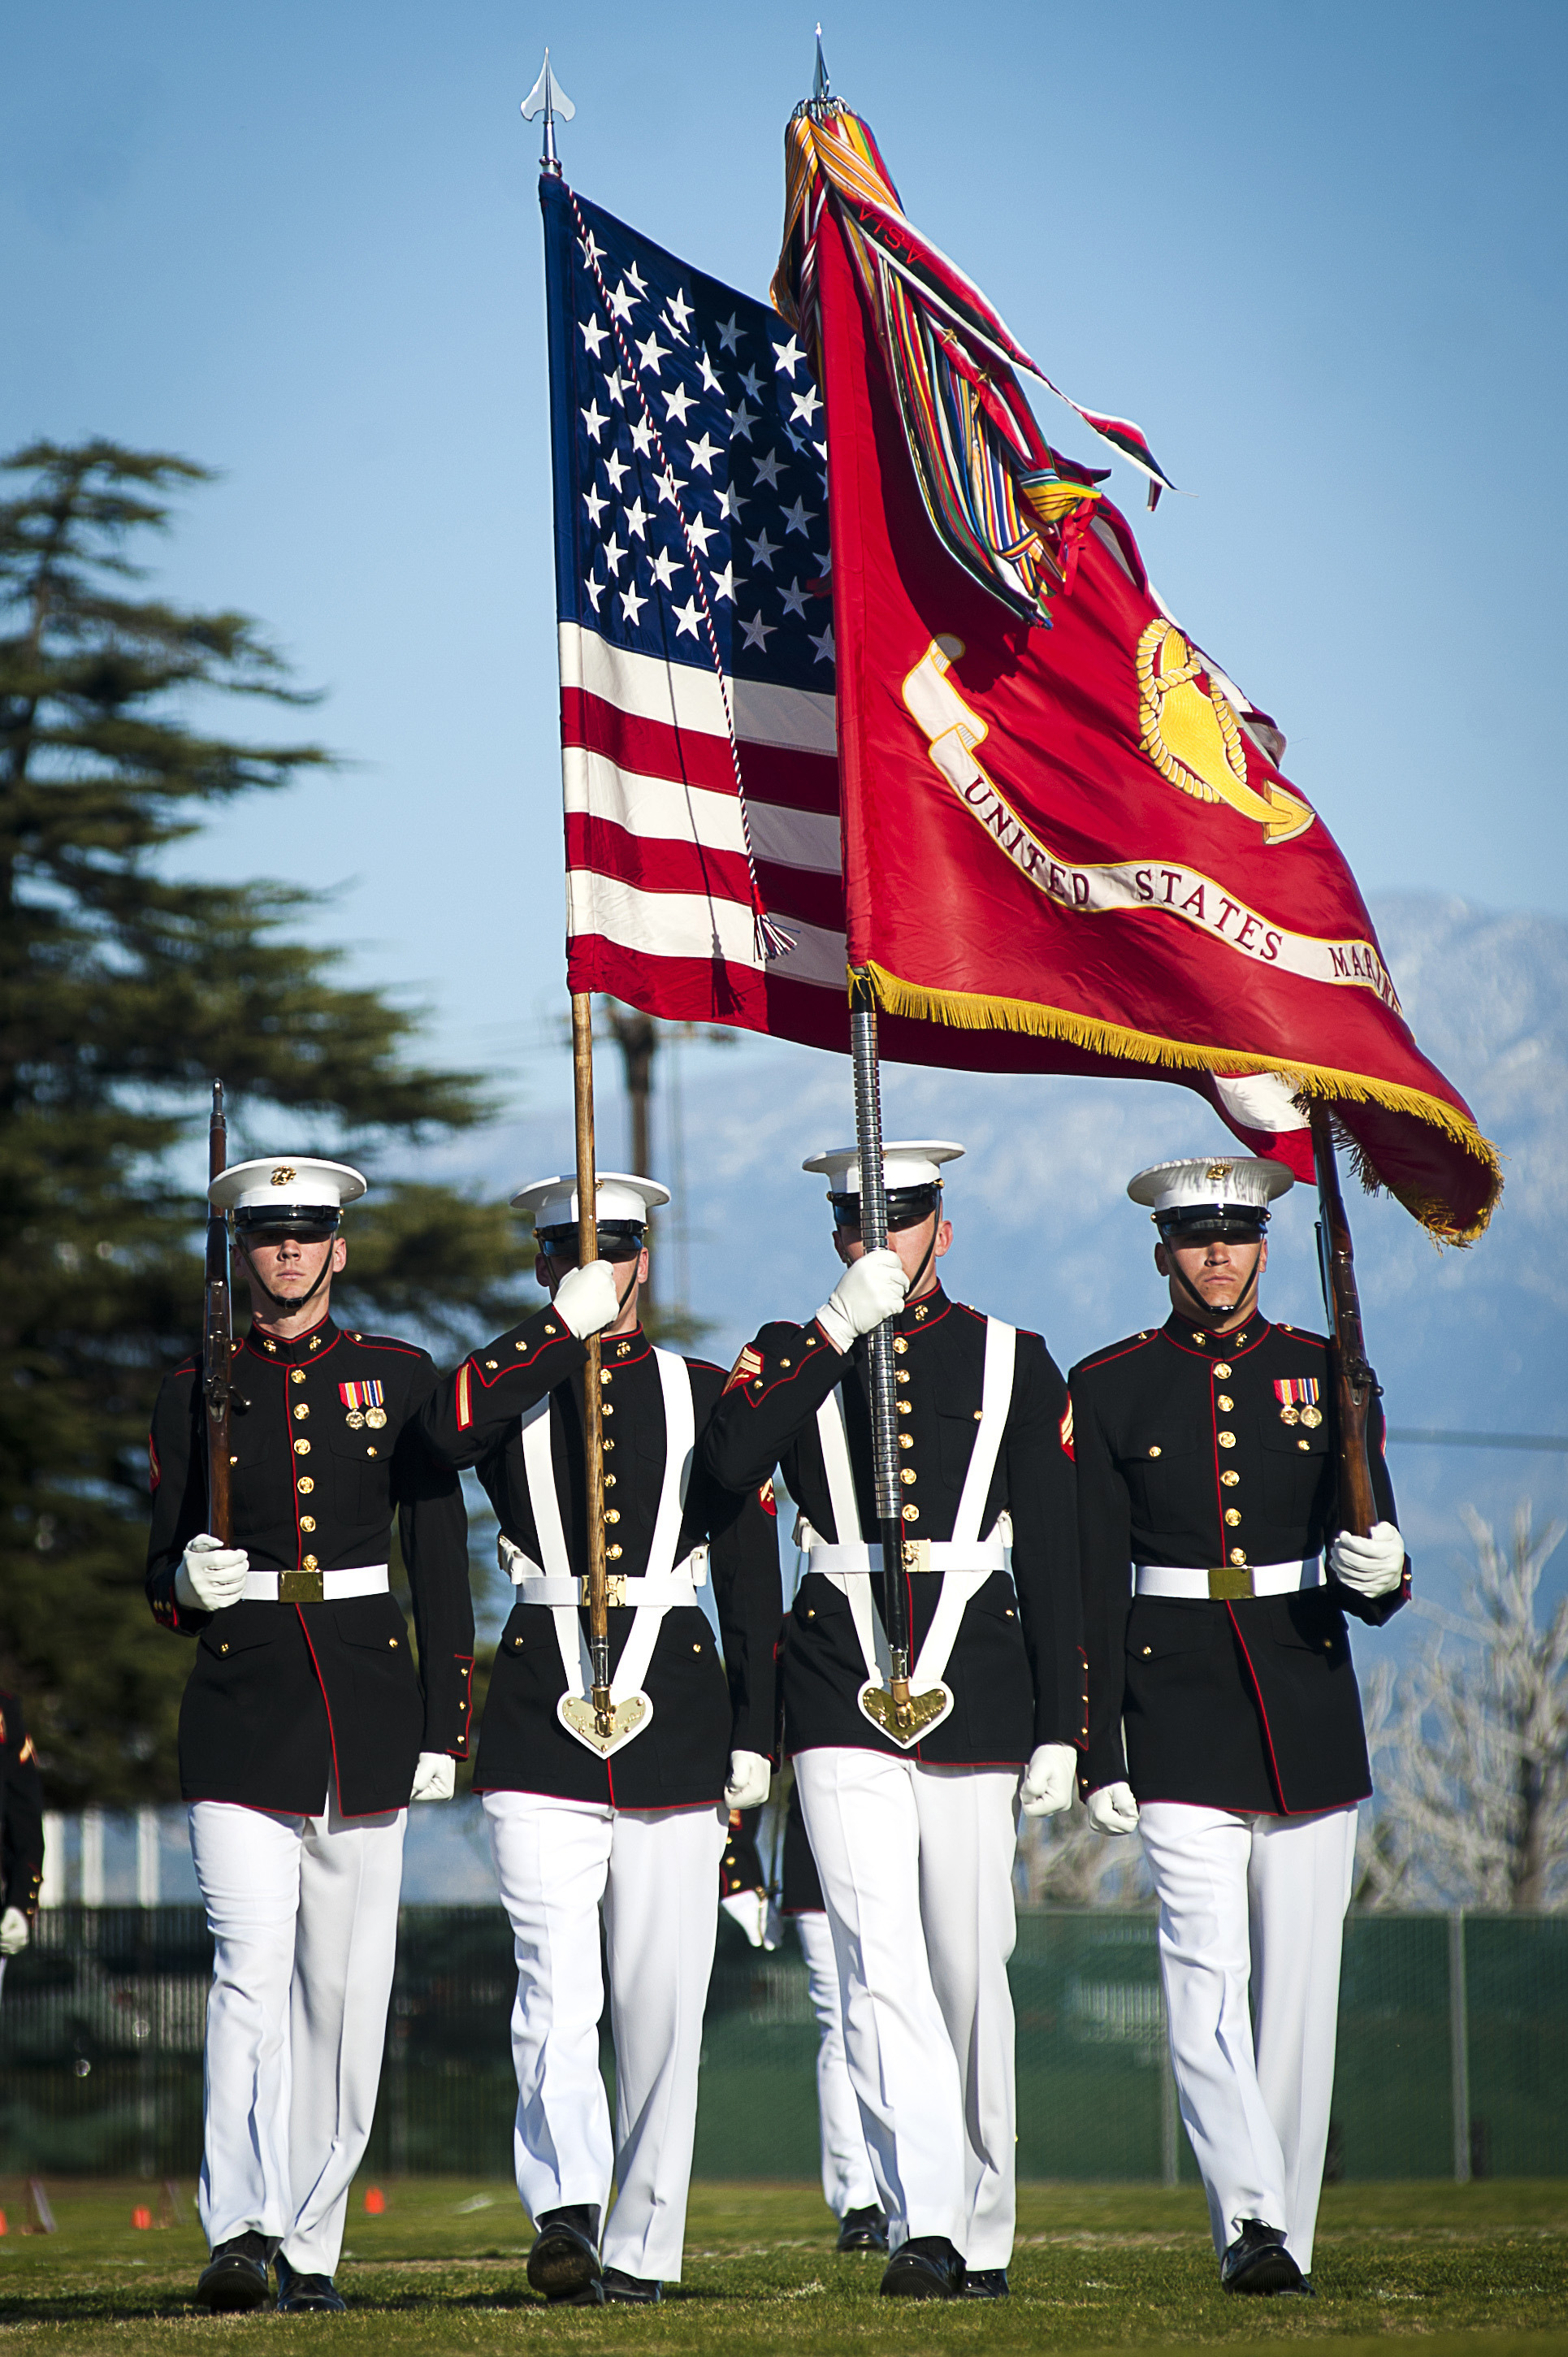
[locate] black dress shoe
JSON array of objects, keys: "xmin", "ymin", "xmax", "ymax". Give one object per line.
[
  {"xmin": 961, "ymin": 2268, "xmax": 1009, "ymax": 2299},
  {"xmin": 274, "ymin": 2254, "xmax": 347, "ymax": 2313},
  {"xmin": 879, "ymin": 2236, "xmax": 965, "ymax": 2299},
  {"xmin": 836, "ymin": 2205, "xmax": 889, "ymax": 2254},
  {"xmin": 196, "ymin": 2231, "xmax": 272, "ymax": 2312},
  {"xmin": 527, "ymin": 2208, "xmax": 603, "ymax": 2304},
  {"xmin": 1220, "ymin": 2220, "xmax": 1303, "ymax": 2294},
  {"xmin": 602, "ymin": 2269, "xmax": 662, "ymax": 2304}
]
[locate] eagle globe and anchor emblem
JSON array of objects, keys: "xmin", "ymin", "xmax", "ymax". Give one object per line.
[{"xmin": 1134, "ymin": 621, "xmax": 1315, "ymax": 846}]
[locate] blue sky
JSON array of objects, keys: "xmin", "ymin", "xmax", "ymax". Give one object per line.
[{"xmin": 3, "ymin": 0, "xmax": 1564, "ymax": 1101}]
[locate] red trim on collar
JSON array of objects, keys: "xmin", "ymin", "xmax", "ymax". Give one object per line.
[
  {"xmin": 244, "ymin": 1315, "xmax": 342, "ymax": 1367},
  {"xmin": 895, "ymin": 1287, "xmax": 951, "ymax": 1334},
  {"xmin": 1161, "ymin": 1317, "xmax": 1271, "ymax": 1360}
]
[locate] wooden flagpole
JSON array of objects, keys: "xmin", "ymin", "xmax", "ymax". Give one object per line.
[{"xmin": 571, "ymin": 994, "xmax": 615, "ymax": 1740}]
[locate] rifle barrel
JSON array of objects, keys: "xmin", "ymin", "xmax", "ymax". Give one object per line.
[
  {"xmin": 204, "ymin": 1081, "xmax": 234, "ymax": 1546},
  {"xmin": 1310, "ymin": 1105, "xmax": 1377, "ymax": 1539}
]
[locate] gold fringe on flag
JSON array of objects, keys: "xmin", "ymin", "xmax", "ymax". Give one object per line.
[{"xmin": 861, "ymin": 963, "xmax": 1501, "ymax": 1244}]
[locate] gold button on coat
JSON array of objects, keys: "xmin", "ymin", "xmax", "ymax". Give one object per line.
[
  {"xmin": 1148, "ymin": 1445, "xmax": 1162, "ymax": 1458},
  {"xmin": 1216, "ymin": 1395, "xmax": 1233, "ymax": 1412},
  {"xmin": 294, "ymin": 1438, "xmax": 310, "ymax": 1455},
  {"xmin": 1218, "ymin": 1432, "xmax": 1236, "ymax": 1449},
  {"xmin": 301, "ymin": 1516, "xmax": 316, "ymax": 1532},
  {"xmin": 302, "ymin": 1555, "xmax": 318, "ymax": 1571},
  {"xmin": 297, "ymin": 1477, "xmax": 314, "ymax": 1495},
  {"xmin": 1225, "ymin": 1509, "xmax": 1241, "ymax": 1527},
  {"xmin": 899, "ymin": 1467, "xmax": 916, "ymax": 1484},
  {"xmin": 1212, "ymin": 1363, "xmax": 1232, "ymax": 1379},
  {"xmin": 290, "ymin": 1369, "xmax": 305, "ymax": 1386},
  {"xmin": 1221, "ymin": 1470, "xmax": 1239, "ymax": 1488},
  {"xmin": 293, "ymin": 1403, "xmax": 309, "ymax": 1421}
]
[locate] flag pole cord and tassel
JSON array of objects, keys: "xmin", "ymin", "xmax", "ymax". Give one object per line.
[{"xmin": 1312, "ymin": 1104, "xmax": 1379, "ymax": 1540}]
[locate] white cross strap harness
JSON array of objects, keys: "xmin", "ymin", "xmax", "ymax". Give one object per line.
[
  {"xmin": 505, "ymin": 1350, "xmax": 717, "ymax": 1759},
  {"xmin": 803, "ymin": 1316, "xmax": 1016, "ymax": 1746}
]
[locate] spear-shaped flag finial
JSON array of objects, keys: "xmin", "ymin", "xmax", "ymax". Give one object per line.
[
  {"xmin": 522, "ymin": 47, "xmax": 576, "ymax": 176},
  {"xmin": 813, "ymin": 24, "xmax": 832, "ymax": 105}
]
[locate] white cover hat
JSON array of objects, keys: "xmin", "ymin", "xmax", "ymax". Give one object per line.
[
  {"xmin": 510, "ymin": 1172, "xmax": 671, "ymax": 1227},
  {"xmin": 209, "ymin": 1157, "xmax": 368, "ymax": 1215},
  {"xmin": 1128, "ymin": 1155, "xmax": 1294, "ymax": 1223},
  {"xmin": 803, "ymin": 1141, "xmax": 964, "ymax": 1195}
]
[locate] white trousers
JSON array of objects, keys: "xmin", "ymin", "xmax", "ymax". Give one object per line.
[
  {"xmin": 795, "ymin": 1908, "xmax": 879, "ymax": 2219},
  {"xmin": 483, "ymin": 1791, "xmax": 726, "ymax": 2284},
  {"xmin": 793, "ymin": 1748, "xmax": 1020, "ymax": 2268},
  {"xmin": 1138, "ymin": 1802, "xmax": 1358, "ymax": 2274},
  {"xmin": 188, "ymin": 1793, "xmax": 406, "ymax": 2274}
]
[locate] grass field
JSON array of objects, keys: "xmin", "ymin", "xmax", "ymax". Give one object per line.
[{"xmin": 0, "ymin": 2178, "xmax": 1563, "ymax": 2355}]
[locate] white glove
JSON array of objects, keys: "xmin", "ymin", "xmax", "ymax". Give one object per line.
[
  {"xmin": 0, "ymin": 1907, "xmax": 29, "ymax": 1956},
  {"xmin": 1086, "ymin": 1781, "xmax": 1140, "ymax": 1835},
  {"xmin": 1330, "ymin": 1521, "xmax": 1405, "ymax": 1598},
  {"xmin": 174, "ymin": 1534, "xmax": 249, "ymax": 1613},
  {"xmin": 816, "ymin": 1248, "xmax": 907, "ymax": 1354},
  {"xmin": 1018, "ymin": 1742, "xmax": 1077, "ymax": 1818},
  {"xmin": 409, "ymin": 1753, "xmax": 456, "ymax": 1803},
  {"xmin": 552, "ymin": 1258, "xmax": 620, "ymax": 1340},
  {"xmin": 724, "ymin": 1750, "xmax": 772, "ymax": 1810}
]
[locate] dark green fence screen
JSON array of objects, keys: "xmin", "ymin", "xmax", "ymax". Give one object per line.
[{"xmin": 2, "ymin": 1907, "xmax": 1562, "ymax": 2181}]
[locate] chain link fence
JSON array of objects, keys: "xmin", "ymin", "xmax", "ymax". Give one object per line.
[{"xmin": 1, "ymin": 1906, "xmax": 1562, "ymax": 2181}]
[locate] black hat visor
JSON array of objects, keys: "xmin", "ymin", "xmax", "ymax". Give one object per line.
[{"xmin": 535, "ymin": 1221, "xmax": 646, "ymax": 1266}]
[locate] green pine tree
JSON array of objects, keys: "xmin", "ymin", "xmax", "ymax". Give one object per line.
[{"xmin": 0, "ymin": 439, "xmax": 531, "ymax": 1805}]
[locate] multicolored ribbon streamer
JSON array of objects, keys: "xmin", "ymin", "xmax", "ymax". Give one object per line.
[{"xmin": 774, "ymin": 100, "xmax": 1178, "ymax": 626}]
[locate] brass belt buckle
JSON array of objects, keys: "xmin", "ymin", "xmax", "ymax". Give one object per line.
[
  {"xmin": 1206, "ymin": 1566, "xmax": 1254, "ymax": 1601},
  {"xmin": 582, "ymin": 1575, "xmax": 628, "ymax": 1608},
  {"xmin": 279, "ymin": 1569, "xmax": 325, "ymax": 1605},
  {"xmin": 901, "ymin": 1539, "xmax": 932, "ymax": 1574}
]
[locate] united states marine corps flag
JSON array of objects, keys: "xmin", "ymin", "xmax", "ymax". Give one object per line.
[{"xmin": 771, "ymin": 92, "xmax": 1498, "ymax": 1242}]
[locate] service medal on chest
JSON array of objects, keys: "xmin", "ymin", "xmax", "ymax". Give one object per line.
[
  {"xmin": 340, "ymin": 1380, "xmax": 386, "ymax": 1432},
  {"xmin": 1275, "ymin": 1377, "xmax": 1320, "ymax": 1428}
]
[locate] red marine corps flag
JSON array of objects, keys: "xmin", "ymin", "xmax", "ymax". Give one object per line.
[
  {"xmin": 771, "ymin": 97, "xmax": 1499, "ymax": 1241},
  {"xmin": 537, "ymin": 81, "xmax": 1497, "ymax": 1241}
]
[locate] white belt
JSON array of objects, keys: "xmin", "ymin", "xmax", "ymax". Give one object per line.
[
  {"xmin": 242, "ymin": 1564, "xmax": 389, "ymax": 1602},
  {"xmin": 515, "ymin": 1572, "xmax": 702, "ymax": 1609},
  {"xmin": 807, "ymin": 1536, "xmax": 1009, "ymax": 1577},
  {"xmin": 1135, "ymin": 1558, "xmax": 1322, "ymax": 1601}
]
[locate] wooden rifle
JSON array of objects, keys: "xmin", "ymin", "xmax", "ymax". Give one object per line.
[
  {"xmin": 203, "ymin": 1082, "xmax": 240, "ymax": 1544},
  {"xmin": 1310, "ymin": 1104, "xmax": 1378, "ymax": 1538}
]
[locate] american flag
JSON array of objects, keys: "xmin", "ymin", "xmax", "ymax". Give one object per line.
[{"xmin": 541, "ymin": 174, "xmax": 847, "ymax": 1046}]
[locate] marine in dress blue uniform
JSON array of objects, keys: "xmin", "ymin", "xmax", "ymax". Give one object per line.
[
  {"xmin": 702, "ymin": 1142, "xmax": 1085, "ymax": 2302},
  {"xmin": 418, "ymin": 1173, "xmax": 781, "ymax": 2307},
  {"xmin": 146, "ymin": 1159, "xmax": 471, "ymax": 2314},
  {"xmin": 1072, "ymin": 1155, "xmax": 1408, "ymax": 2294}
]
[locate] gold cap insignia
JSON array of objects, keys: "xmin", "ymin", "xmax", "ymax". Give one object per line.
[
  {"xmin": 270, "ymin": 1165, "xmax": 297, "ymax": 1187},
  {"xmin": 1206, "ymin": 1161, "xmax": 1231, "ymax": 1185}
]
